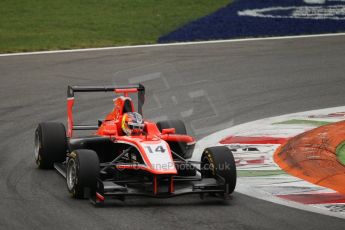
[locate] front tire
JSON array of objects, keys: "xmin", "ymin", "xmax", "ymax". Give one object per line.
[
  {"xmin": 66, "ymin": 149, "xmax": 100, "ymax": 199},
  {"xmin": 34, "ymin": 122, "xmax": 67, "ymax": 169},
  {"xmin": 201, "ymin": 146, "xmax": 237, "ymax": 195}
]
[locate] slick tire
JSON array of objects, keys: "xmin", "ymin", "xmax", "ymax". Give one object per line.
[
  {"xmin": 157, "ymin": 120, "xmax": 192, "ymax": 158},
  {"xmin": 156, "ymin": 120, "xmax": 187, "ymax": 135},
  {"xmin": 34, "ymin": 122, "xmax": 67, "ymax": 169},
  {"xmin": 66, "ymin": 149, "xmax": 99, "ymax": 199},
  {"xmin": 201, "ymin": 146, "xmax": 237, "ymax": 195}
]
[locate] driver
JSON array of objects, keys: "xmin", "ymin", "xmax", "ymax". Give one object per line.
[{"xmin": 121, "ymin": 112, "xmax": 144, "ymax": 136}]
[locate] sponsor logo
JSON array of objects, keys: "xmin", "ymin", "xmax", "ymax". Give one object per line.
[{"xmin": 238, "ymin": 0, "xmax": 345, "ymax": 20}]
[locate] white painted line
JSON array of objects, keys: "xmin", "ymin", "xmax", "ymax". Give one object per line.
[{"xmin": 1, "ymin": 32, "xmax": 345, "ymax": 57}]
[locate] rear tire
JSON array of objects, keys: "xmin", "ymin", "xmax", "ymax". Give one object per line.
[
  {"xmin": 157, "ymin": 120, "xmax": 193, "ymax": 159},
  {"xmin": 66, "ymin": 149, "xmax": 100, "ymax": 199},
  {"xmin": 201, "ymin": 146, "xmax": 237, "ymax": 195},
  {"xmin": 156, "ymin": 119, "xmax": 187, "ymax": 135},
  {"xmin": 34, "ymin": 122, "xmax": 67, "ymax": 169}
]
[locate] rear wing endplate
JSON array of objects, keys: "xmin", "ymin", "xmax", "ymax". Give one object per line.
[{"xmin": 66, "ymin": 84, "xmax": 145, "ymax": 137}]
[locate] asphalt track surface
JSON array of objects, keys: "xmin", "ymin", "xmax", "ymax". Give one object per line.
[{"xmin": 1, "ymin": 36, "xmax": 345, "ymax": 230}]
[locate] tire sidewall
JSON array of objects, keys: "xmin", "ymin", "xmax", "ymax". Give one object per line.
[
  {"xmin": 67, "ymin": 152, "xmax": 79, "ymax": 197},
  {"xmin": 201, "ymin": 146, "xmax": 237, "ymax": 194},
  {"xmin": 66, "ymin": 150, "xmax": 99, "ymax": 199},
  {"xmin": 156, "ymin": 120, "xmax": 186, "ymax": 135},
  {"xmin": 34, "ymin": 122, "xmax": 67, "ymax": 169},
  {"xmin": 34, "ymin": 126, "xmax": 43, "ymax": 167}
]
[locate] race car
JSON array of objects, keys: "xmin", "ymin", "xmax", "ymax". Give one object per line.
[{"xmin": 34, "ymin": 84, "xmax": 237, "ymax": 205}]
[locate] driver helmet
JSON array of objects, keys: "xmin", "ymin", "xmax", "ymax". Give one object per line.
[{"xmin": 121, "ymin": 112, "xmax": 144, "ymax": 135}]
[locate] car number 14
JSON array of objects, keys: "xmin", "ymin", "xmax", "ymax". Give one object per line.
[{"xmin": 144, "ymin": 145, "xmax": 166, "ymax": 153}]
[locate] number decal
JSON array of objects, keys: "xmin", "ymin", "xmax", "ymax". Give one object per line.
[
  {"xmin": 155, "ymin": 145, "xmax": 166, "ymax": 153},
  {"xmin": 142, "ymin": 142, "xmax": 174, "ymax": 171},
  {"xmin": 144, "ymin": 145, "xmax": 166, "ymax": 154},
  {"xmin": 145, "ymin": 146, "xmax": 153, "ymax": 153}
]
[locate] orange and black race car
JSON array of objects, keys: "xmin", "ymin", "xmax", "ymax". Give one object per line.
[{"xmin": 34, "ymin": 84, "xmax": 236, "ymax": 205}]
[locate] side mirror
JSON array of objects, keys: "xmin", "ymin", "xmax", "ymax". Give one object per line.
[{"xmin": 162, "ymin": 128, "xmax": 175, "ymax": 135}]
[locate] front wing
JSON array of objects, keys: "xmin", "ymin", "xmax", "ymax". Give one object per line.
[{"xmin": 54, "ymin": 163, "xmax": 229, "ymax": 205}]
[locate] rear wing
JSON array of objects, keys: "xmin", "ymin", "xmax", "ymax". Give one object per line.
[{"xmin": 67, "ymin": 84, "xmax": 145, "ymax": 137}]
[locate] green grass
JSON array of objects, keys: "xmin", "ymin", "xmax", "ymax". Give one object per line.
[
  {"xmin": 272, "ymin": 119, "xmax": 331, "ymax": 127},
  {"xmin": 0, "ymin": 0, "xmax": 230, "ymax": 53},
  {"xmin": 336, "ymin": 142, "xmax": 345, "ymax": 166}
]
